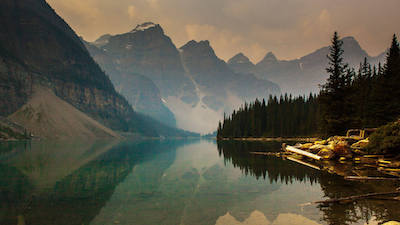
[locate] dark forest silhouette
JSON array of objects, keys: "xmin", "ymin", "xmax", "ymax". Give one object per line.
[{"xmin": 218, "ymin": 33, "xmax": 400, "ymax": 138}]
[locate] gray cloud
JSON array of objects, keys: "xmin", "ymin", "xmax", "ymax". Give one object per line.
[{"xmin": 47, "ymin": 0, "xmax": 399, "ymax": 62}]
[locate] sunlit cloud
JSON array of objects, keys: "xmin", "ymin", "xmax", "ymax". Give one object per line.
[
  {"xmin": 127, "ymin": 5, "xmax": 137, "ymax": 20},
  {"xmin": 47, "ymin": 0, "xmax": 400, "ymax": 61}
]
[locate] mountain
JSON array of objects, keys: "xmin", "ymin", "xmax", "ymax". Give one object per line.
[
  {"xmin": 227, "ymin": 53, "xmax": 255, "ymax": 74},
  {"xmin": 0, "ymin": 0, "xmax": 195, "ymax": 138},
  {"xmin": 180, "ymin": 40, "xmax": 280, "ymax": 109},
  {"xmin": 96, "ymin": 22, "xmax": 198, "ymax": 105},
  {"xmin": 84, "ymin": 40, "xmax": 177, "ymax": 128},
  {"xmin": 90, "ymin": 24, "xmax": 280, "ymax": 133},
  {"xmin": 228, "ymin": 37, "xmax": 387, "ymax": 95}
]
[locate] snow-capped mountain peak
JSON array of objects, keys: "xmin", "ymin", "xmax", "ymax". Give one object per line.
[{"xmin": 130, "ymin": 22, "xmax": 157, "ymax": 33}]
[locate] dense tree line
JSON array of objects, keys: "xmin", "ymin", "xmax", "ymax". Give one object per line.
[
  {"xmin": 217, "ymin": 94, "xmax": 318, "ymax": 138},
  {"xmin": 218, "ymin": 32, "xmax": 400, "ymax": 138},
  {"xmin": 319, "ymin": 33, "xmax": 400, "ymax": 136}
]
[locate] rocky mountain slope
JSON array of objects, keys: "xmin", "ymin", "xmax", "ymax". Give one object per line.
[
  {"xmin": 180, "ymin": 40, "xmax": 280, "ymax": 110},
  {"xmin": 84, "ymin": 40, "xmax": 177, "ymax": 127},
  {"xmin": 94, "ymin": 23, "xmax": 199, "ymax": 106},
  {"xmin": 0, "ymin": 0, "xmax": 194, "ymax": 138},
  {"xmin": 0, "ymin": 116, "xmax": 30, "ymax": 141},
  {"xmin": 228, "ymin": 37, "xmax": 386, "ymax": 95},
  {"xmin": 9, "ymin": 87, "xmax": 120, "ymax": 139},
  {"xmin": 90, "ymin": 25, "xmax": 280, "ymax": 133}
]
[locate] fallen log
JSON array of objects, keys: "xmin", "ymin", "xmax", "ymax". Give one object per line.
[
  {"xmin": 306, "ymin": 191, "xmax": 400, "ymax": 205},
  {"xmin": 284, "ymin": 145, "xmax": 322, "ymax": 161},
  {"xmin": 345, "ymin": 176, "xmax": 400, "ymax": 181},
  {"xmin": 286, "ymin": 156, "xmax": 321, "ymax": 170},
  {"xmin": 250, "ymin": 152, "xmax": 281, "ymax": 156}
]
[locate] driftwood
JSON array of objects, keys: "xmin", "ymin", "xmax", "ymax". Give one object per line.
[
  {"xmin": 250, "ymin": 152, "xmax": 282, "ymax": 156},
  {"xmin": 284, "ymin": 145, "xmax": 322, "ymax": 161},
  {"xmin": 345, "ymin": 176, "xmax": 400, "ymax": 181},
  {"xmin": 286, "ymin": 157, "xmax": 321, "ymax": 170},
  {"xmin": 306, "ymin": 191, "xmax": 400, "ymax": 205}
]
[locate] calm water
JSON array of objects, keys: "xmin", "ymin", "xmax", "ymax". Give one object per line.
[{"xmin": 0, "ymin": 139, "xmax": 399, "ymax": 225}]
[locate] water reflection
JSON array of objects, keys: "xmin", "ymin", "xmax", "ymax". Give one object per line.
[
  {"xmin": 217, "ymin": 140, "xmax": 400, "ymax": 225},
  {"xmin": 0, "ymin": 140, "xmax": 399, "ymax": 225},
  {"xmin": 217, "ymin": 141, "xmax": 321, "ymax": 184},
  {"xmin": 0, "ymin": 140, "xmax": 189, "ymax": 225}
]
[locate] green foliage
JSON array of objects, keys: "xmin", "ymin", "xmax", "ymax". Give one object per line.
[
  {"xmin": 367, "ymin": 120, "xmax": 400, "ymax": 155},
  {"xmin": 217, "ymin": 94, "xmax": 318, "ymax": 138}
]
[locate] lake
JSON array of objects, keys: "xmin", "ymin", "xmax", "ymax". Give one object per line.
[{"xmin": 0, "ymin": 139, "xmax": 399, "ymax": 225}]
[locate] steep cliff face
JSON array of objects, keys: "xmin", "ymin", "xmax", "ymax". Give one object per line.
[
  {"xmin": 84, "ymin": 40, "xmax": 177, "ymax": 128},
  {"xmin": 0, "ymin": 0, "xmax": 194, "ymax": 138},
  {"xmin": 0, "ymin": 0, "xmax": 135, "ymax": 131},
  {"xmin": 97, "ymin": 23, "xmax": 199, "ymax": 106},
  {"xmin": 0, "ymin": 55, "xmax": 33, "ymax": 117}
]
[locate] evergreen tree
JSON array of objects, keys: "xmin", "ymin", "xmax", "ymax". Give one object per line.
[
  {"xmin": 319, "ymin": 32, "xmax": 350, "ymax": 136},
  {"xmin": 368, "ymin": 34, "xmax": 400, "ymax": 126},
  {"xmin": 217, "ymin": 34, "xmax": 400, "ymax": 139}
]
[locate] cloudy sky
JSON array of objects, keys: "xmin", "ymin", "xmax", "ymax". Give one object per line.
[{"xmin": 47, "ymin": 0, "xmax": 399, "ymax": 62}]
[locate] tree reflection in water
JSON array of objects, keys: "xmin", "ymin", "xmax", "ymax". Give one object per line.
[{"xmin": 217, "ymin": 140, "xmax": 400, "ymax": 225}]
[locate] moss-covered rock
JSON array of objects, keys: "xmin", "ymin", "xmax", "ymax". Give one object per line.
[{"xmin": 367, "ymin": 120, "xmax": 400, "ymax": 155}]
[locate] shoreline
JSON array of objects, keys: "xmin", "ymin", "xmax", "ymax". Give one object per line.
[{"xmin": 217, "ymin": 137, "xmax": 320, "ymax": 142}]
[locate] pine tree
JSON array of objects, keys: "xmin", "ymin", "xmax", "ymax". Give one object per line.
[
  {"xmin": 319, "ymin": 32, "xmax": 350, "ymax": 136},
  {"xmin": 385, "ymin": 34, "xmax": 400, "ymax": 75}
]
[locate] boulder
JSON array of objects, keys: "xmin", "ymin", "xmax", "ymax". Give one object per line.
[
  {"xmin": 314, "ymin": 140, "xmax": 328, "ymax": 145},
  {"xmin": 333, "ymin": 141, "xmax": 353, "ymax": 157},
  {"xmin": 299, "ymin": 143, "xmax": 313, "ymax": 150},
  {"xmin": 309, "ymin": 144, "xmax": 327, "ymax": 150},
  {"xmin": 317, "ymin": 149, "xmax": 336, "ymax": 160},
  {"xmin": 351, "ymin": 139, "xmax": 369, "ymax": 149},
  {"xmin": 382, "ymin": 222, "xmax": 400, "ymax": 225}
]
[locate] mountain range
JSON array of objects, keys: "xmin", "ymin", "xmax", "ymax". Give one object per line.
[
  {"xmin": 228, "ymin": 37, "xmax": 386, "ymax": 95},
  {"xmin": 0, "ymin": 0, "xmax": 195, "ymax": 139},
  {"xmin": 86, "ymin": 23, "xmax": 280, "ymax": 133},
  {"xmin": 0, "ymin": 0, "xmax": 389, "ymax": 137}
]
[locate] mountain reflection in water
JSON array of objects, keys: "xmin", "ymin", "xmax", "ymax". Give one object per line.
[{"xmin": 0, "ymin": 140, "xmax": 399, "ymax": 225}]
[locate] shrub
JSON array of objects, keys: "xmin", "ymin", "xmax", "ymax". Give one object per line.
[{"xmin": 367, "ymin": 119, "xmax": 400, "ymax": 155}]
